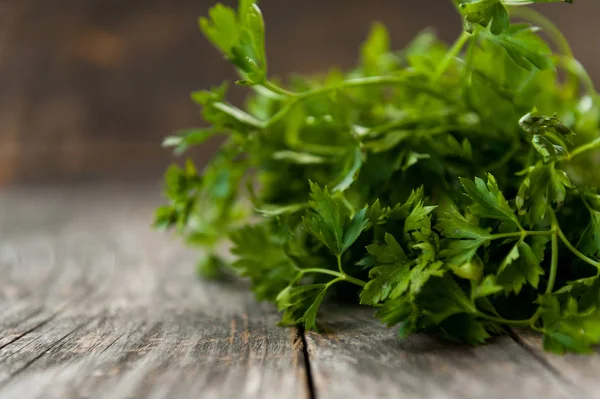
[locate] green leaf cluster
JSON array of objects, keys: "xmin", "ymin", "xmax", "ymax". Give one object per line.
[{"xmin": 156, "ymin": 0, "xmax": 600, "ymax": 353}]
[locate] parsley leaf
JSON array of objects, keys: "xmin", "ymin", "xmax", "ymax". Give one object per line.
[
  {"xmin": 484, "ymin": 24, "xmax": 553, "ymax": 70},
  {"xmin": 276, "ymin": 284, "xmax": 328, "ymax": 330},
  {"xmin": 200, "ymin": 0, "xmax": 266, "ymax": 83},
  {"xmin": 360, "ymin": 234, "xmax": 411, "ymax": 305},
  {"xmin": 497, "ymin": 240, "xmax": 545, "ymax": 293},
  {"xmin": 302, "ymin": 182, "xmax": 369, "ymax": 256},
  {"xmin": 230, "ymin": 223, "xmax": 300, "ymax": 301},
  {"xmin": 460, "ymin": 174, "xmax": 521, "ymax": 227}
]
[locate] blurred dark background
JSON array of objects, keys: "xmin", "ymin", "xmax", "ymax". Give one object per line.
[{"xmin": 0, "ymin": 0, "xmax": 598, "ymax": 185}]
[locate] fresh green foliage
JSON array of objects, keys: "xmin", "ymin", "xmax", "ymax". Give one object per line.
[{"xmin": 156, "ymin": 0, "xmax": 600, "ymax": 353}]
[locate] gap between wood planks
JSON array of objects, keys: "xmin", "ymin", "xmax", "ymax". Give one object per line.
[
  {"xmin": 298, "ymin": 327, "xmax": 317, "ymax": 399},
  {"xmin": 299, "ymin": 324, "xmax": 578, "ymax": 399},
  {"xmin": 0, "ymin": 185, "xmax": 312, "ymax": 398},
  {"xmin": 506, "ymin": 327, "xmax": 566, "ymax": 380}
]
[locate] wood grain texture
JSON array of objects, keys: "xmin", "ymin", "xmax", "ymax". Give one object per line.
[
  {"xmin": 305, "ymin": 307, "xmax": 594, "ymax": 399},
  {"xmin": 0, "ymin": 186, "xmax": 308, "ymax": 399},
  {"xmin": 514, "ymin": 329, "xmax": 600, "ymax": 399}
]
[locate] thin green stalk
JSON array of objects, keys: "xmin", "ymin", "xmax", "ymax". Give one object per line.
[
  {"xmin": 337, "ymin": 254, "xmax": 344, "ymax": 274},
  {"xmin": 489, "ymin": 230, "xmax": 553, "ymax": 241},
  {"xmin": 546, "ymin": 229, "xmax": 559, "ymax": 294},
  {"xmin": 325, "ymin": 277, "xmax": 343, "ymax": 288},
  {"xmin": 553, "ymin": 56, "xmax": 597, "ymax": 96},
  {"xmin": 296, "ymin": 76, "xmax": 451, "ymax": 102},
  {"xmin": 257, "ymin": 76, "xmax": 453, "ymax": 129},
  {"xmin": 464, "ymin": 29, "xmax": 478, "ymax": 81},
  {"xmin": 216, "ymin": 75, "xmax": 454, "ymax": 131},
  {"xmin": 253, "ymin": 84, "xmax": 287, "ymax": 100},
  {"xmin": 363, "ymin": 109, "xmax": 453, "ymax": 138},
  {"xmin": 213, "ymin": 102, "xmax": 264, "ymax": 128},
  {"xmin": 262, "ymin": 100, "xmax": 298, "ymax": 128},
  {"xmin": 336, "ymin": 193, "xmax": 356, "ymax": 215},
  {"xmin": 263, "ymin": 76, "xmax": 450, "ymax": 102},
  {"xmin": 301, "ymin": 265, "xmax": 367, "ymax": 288},
  {"xmin": 557, "ymin": 228, "xmax": 600, "ymax": 269},
  {"xmin": 301, "ymin": 268, "xmax": 344, "ymax": 279},
  {"xmin": 567, "ymin": 137, "xmax": 600, "ymax": 161},
  {"xmin": 528, "ymin": 308, "xmax": 543, "ymax": 329},
  {"xmin": 336, "ymin": 254, "xmax": 368, "ymax": 287},
  {"xmin": 544, "ymin": 209, "xmax": 559, "ymax": 294},
  {"xmin": 476, "ymin": 312, "xmax": 534, "ymax": 327},
  {"xmin": 263, "ymin": 81, "xmax": 299, "ymax": 98},
  {"xmin": 343, "ymin": 274, "xmax": 367, "ymax": 288},
  {"xmin": 434, "ymin": 30, "xmax": 471, "ymax": 81}
]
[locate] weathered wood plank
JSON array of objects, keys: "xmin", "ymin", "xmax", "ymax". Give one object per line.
[
  {"xmin": 0, "ymin": 304, "xmax": 53, "ymax": 349},
  {"xmin": 0, "ymin": 186, "xmax": 308, "ymax": 399},
  {"xmin": 514, "ymin": 330, "xmax": 600, "ymax": 398},
  {"xmin": 305, "ymin": 307, "xmax": 587, "ymax": 399}
]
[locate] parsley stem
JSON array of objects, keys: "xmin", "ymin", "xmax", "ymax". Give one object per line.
[
  {"xmin": 301, "ymin": 268, "xmax": 342, "ymax": 279},
  {"xmin": 252, "ymin": 84, "xmax": 287, "ymax": 100},
  {"xmin": 553, "ymin": 56, "xmax": 597, "ymax": 96},
  {"xmin": 213, "ymin": 102, "xmax": 264, "ymax": 128},
  {"xmin": 336, "ymin": 194, "xmax": 356, "ymax": 215},
  {"xmin": 300, "ymin": 267, "xmax": 367, "ymax": 288},
  {"xmin": 434, "ymin": 30, "xmax": 471, "ymax": 82},
  {"xmin": 567, "ymin": 137, "xmax": 600, "ymax": 161},
  {"xmin": 262, "ymin": 100, "xmax": 298, "ymax": 128},
  {"xmin": 557, "ymin": 227, "xmax": 600, "ymax": 269},
  {"xmin": 258, "ymin": 76, "xmax": 453, "ymax": 129},
  {"xmin": 295, "ymin": 76, "xmax": 450, "ymax": 101},
  {"xmin": 336, "ymin": 255, "xmax": 344, "ymax": 274},
  {"xmin": 476, "ymin": 312, "xmax": 533, "ymax": 327},
  {"xmin": 547, "ymin": 229, "xmax": 559, "ymax": 294},
  {"xmin": 263, "ymin": 81, "xmax": 298, "ymax": 98},
  {"xmin": 490, "ymin": 230, "xmax": 552, "ymax": 241},
  {"xmin": 343, "ymin": 275, "xmax": 367, "ymax": 288}
]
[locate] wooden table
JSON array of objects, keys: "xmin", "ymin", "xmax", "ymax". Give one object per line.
[{"xmin": 1, "ymin": 185, "xmax": 599, "ymax": 399}]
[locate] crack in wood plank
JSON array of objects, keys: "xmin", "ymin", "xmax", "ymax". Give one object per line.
[
  {"xmin": 0, "ymin": 316, "xmax": 56, "ymax": 353},
  {"xmin": 507, "ymin": 328, "xmax": 572, "ymax": 381},
  {"xmin": 299, "ymin": 328, "xmax": 317, "ymax": 399},
  {"xmin": 512, "ymin": 328, "xmax": 600, "ymax": 399},
  {"xmin": 304, "ymin": 307, "xmax": 579, "ymax": 399},
  {"xmin": 0, "ymin": 186, "xmax": 309, "ymax": 399},
  {"xmin": 0, "ymin": 308, "xmax": 52, "ymax": 351},
  {"xmin": 4, "ymin": 317, "xmax": 97, "ymax": 381}
]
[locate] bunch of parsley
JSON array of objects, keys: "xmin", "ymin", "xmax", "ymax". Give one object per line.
[{"xmin": 155, "ymin": 0, "xmax": 600, "ymax": 353}]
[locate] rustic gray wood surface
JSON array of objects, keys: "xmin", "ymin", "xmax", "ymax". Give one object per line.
[
  {"xmin": 306, "ymin": 309, "xmax": 596, "ymax": 399},
  {"xmin": 0, "ymin": 186, "xmax": 307, "ymax": 399},
  {"xmin": 0, "ymin": 185, "xmax": 598, "ymax": 399}
]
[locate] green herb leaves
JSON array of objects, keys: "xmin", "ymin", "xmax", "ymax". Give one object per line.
[
  {"xmin": 455, "ymin": 0, "xmax": 572, "ymax": 36},
  {"xmin": 200, "ymin": 0, "xmax": 266, "ymax": 83},
  {"xmin": 497, "ymin": 240, "xmax": 545, "ymax": 293},
  {"xmin": 157, "ymin": 0, "xmax": 600, "ymax": 354},
  {"xmin": 303, "ymin": 182, "xmax": 369, "ymax": 257},
  {"xmin": 461, "ymin": 174, "xmax": 521, "ymax": 227},
  {"xmin": 456, "ymin": 0, "xmax": 510, "ymax": 35},
  {"xmin": 484, "ymin": 24, "xmax": 553, "ymax": 70}
]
